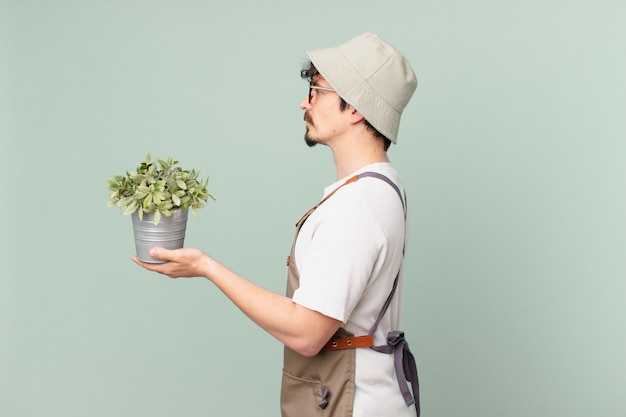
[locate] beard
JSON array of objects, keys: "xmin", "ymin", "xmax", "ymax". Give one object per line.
[
  {"xmin": 304, "ymin": 112, "xmax": 319, "ymax": 147},
  {"xmin": 305, "ymin": 131, "xmax": 318, "ymax": 147}
]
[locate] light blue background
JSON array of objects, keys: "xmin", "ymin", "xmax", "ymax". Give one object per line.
[{"xmin": 1, "ymin": 1, "xmax": 625, "ymax": 416}]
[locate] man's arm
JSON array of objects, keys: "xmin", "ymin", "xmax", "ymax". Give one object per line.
[{"xmin": 132, "ymin": 247, "xmax": 341, "ymax": 357}]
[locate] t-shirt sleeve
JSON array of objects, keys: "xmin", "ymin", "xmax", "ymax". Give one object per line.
[{"xmin": 291, "ymin": 199, "xmax": 386, "ymax": 322}]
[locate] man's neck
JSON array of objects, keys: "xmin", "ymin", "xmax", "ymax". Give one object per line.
[{"xmin": 331, "ymin": 136, "xmax": 389, "ymax": 180}]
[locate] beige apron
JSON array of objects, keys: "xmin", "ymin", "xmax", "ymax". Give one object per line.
[
  {"xmin": 281, "ymin": 177, "xmax": 359, "ymax": 417},
  {"xmin": 280, "ymin": 173, "xmax": 420, "ymax": 417}
]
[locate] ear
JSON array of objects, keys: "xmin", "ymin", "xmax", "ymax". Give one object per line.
[{"xmin": 348, "ymin": 108, "xmax": 365, "ymax": 125}]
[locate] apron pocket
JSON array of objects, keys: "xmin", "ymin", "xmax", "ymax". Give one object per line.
[{"xmin": 281, "ymin": 369, "xmax": 327, "ymax": 417}]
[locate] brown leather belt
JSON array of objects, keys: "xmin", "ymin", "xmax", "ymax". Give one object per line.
[{"xmin": 322, "ymin": 335, "xmax": 374, "ymax": 351}]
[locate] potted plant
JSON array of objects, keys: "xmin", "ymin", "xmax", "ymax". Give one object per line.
[{"xmin": 107, "ymin": 153, "xmax": 216, "ymax": 263}]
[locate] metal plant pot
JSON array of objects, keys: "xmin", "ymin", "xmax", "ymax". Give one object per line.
[{"xmin": 131, "ymin": 208, "xmax": 189, "ymax": 263}]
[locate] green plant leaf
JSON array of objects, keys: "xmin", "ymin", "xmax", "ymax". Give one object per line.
[
  {"xmin": 133, "ymin": 191, "xmax": 148, "ymax": 200},
  {"xmin": 157, "ymin": 158, "xmax": 169, "ymax": 171},
  {"xmin": 117, "ymin": 196, "xmax": 134, "ymax": 207},
  {"xmin": 123, "ymin": 202, "xmax": 138, "ymax": 215}
]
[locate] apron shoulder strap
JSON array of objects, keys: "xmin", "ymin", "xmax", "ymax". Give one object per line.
[
  {"xmin": 359, "ymin": 172, "xmax": 420, "ymax": 416},
  {"xmin": 356, "ymin": 171, "xmax": 407, "ymax": 335},
  {"xmin": 356, "ymin": 171, "xmax": 406, "ymax": 215}
]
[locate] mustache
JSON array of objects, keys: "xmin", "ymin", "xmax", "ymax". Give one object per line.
[{"xmin": 303, "ymin": 112, "xmax": 313, "ymax": 124}]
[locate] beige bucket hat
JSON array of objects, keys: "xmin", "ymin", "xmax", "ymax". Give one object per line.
[{"xmin": 306, "ymin": 32, "xmax": 417, "ymax": 144}]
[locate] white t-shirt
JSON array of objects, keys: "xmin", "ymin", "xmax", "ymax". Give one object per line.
[{"xmin": 292, "ymin": 162, "xmax": 415, "ymax": 417}]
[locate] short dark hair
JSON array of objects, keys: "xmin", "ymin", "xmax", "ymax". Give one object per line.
[{"xmin": 301, "ymin": 61, "xmax": 392, "ymax": 151}]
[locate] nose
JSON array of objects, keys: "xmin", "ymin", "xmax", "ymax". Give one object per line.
[{"xmin": 300, "ymin": 96, "xmax": 311, "ymax": 110}]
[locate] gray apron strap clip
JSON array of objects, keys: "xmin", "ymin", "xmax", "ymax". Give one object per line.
[{"xmin": 317, "ymin": 387, "xmax": 329, "ymax": 409}]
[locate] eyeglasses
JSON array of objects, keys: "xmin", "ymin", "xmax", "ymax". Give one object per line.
[{"xmin": 308, "ymin": 83, "xmax": 336, "ymax": 103}]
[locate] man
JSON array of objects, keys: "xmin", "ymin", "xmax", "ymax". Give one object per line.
[{"xmin": 133, "ymin": 32, "xmax": 419, "ymax": 417}]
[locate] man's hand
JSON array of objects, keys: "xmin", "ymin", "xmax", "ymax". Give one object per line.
[{"xmin": 132, "ymin": 247, "xmax": 212, "ymax": 279}]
